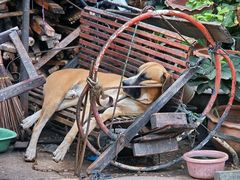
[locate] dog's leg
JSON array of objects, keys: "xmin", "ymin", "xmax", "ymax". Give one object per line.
[
  {"xmin": 21, "ymin": 110, "xmax": 42, "ymax": 129},
  {"xmin": 25, "ymin": 108, "xmax": 54, "ymax": 161},
  {"xmin": 53, "ymin": 120, "xmax": 79, "ymax": 162},
  {"xmin": 53, "ymin": 103, "xmax": 91, "ymax": 162},
  {"xmin": 21, "ymin": 98, "xmax": 79, "ymax": 129},
  {"xmin": 24, "ymin": 98, "xmax": 79, "ymax": 161},
  {"xmin": 53, "ymin": 99, "xmax": 145, "ymax": 162}
]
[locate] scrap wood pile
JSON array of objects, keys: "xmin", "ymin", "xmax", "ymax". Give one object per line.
[
  {"xmin": 0, "ymin": 0, "xmax": 151, "ymax": 134},
  {"xmin": 0, "ymin": 0, "xmax": 87, "ymax": 76},
  {"xmin": 0, "ymin": 0, "xmax": 239, "ymax": 137},
  {"xmin": 0, "ymin": 0, "xmax": 89, "ymax": 135}
]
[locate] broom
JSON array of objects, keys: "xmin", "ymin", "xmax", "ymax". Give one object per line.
[{"xmin": 0, "ymin": 50, "xmax": 24, "ymax": 136}]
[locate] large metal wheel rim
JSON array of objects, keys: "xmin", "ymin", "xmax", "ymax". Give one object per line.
[{"xmin": 78, "ymin": 10, "xmax": 236, "ymax": 171}]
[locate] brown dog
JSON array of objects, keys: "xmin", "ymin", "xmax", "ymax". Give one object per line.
[{"xmin": 21, "ymin": 62, "xmax": 170, "ymax": 162}]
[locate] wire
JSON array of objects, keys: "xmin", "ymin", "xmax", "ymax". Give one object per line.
[{"xmin": 66, "ymin": 0, "xmax": 83, "ymax": 11}]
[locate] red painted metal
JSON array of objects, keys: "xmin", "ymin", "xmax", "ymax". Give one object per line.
[
  {"xmin": 76, "ymin": 8, "xmax": 236, "ymax": 172},
  {"xmin": 91, "ymin": 10, "xmax": 221, "ymax": 118}
]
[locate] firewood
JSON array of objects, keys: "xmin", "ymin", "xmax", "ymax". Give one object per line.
[
  {"xmin": 0, "ymin": 2, "xmax": 7, "ymax": 11},
  {"xmin": 34, "ymin": 27, "xmax": 80, "ymax": 69},
  {"xmin": 0, "ymin": 42, "xmax": 16, "ymax": 53},
  {"xmin": 31, "ymin": 16, "xmax": 55, "ymax": 37},
  {"xmin": 0, "ymin": 10, "xmax": 36, "ymax": 19},
  {"xmin": 46, "ymin": 60, "xmax": 68, "ymax": 66},
  {"xmin": 50, "ymin": 24, "xmax": 74, "ymax": 34},
  {"xmin": 40, "ymin": 33, "xmax": 61, "ymax": 41},
  {"xmin": 31, "ymin": 43, "xmax": 41, "ymax": 57},
  {"xmin": 34, "ymin": 0, "xmax": 65, "ymax": 14},
  {"xmin": 0, "ymin": 0, "xmax": 10, "ymax": 4},
  {"xmin": 66, "ymin": 10, "xmax": 82, "ymax": 24},
  {"xmin": 28, "ymin": 37, "xmax": 35, "ymax": 47},
  {"xmin": 46, "ymin": 39, "xmax": 59, "ymax": 48},
  {"xmin": 29, "ymin": 54, "xmax": 40, "ymax": 64},
  {"xmin": 2, "ymin": 51, "xmax": 15, "ymax": 60},
  {"xmin": 48, "ymin": 65, "xmax": 59, "ymax": 74}
]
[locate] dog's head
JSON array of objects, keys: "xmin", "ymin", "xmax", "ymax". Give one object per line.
[{"xmin": 122, "ymin": 62, "xmax": 172, "ymax": 104}]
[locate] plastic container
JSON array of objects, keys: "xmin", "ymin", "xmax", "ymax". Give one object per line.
[
  {"xmin": 183, "ymin": 150, "xmax": 228, "ymax": 179},
  {"xmin": 0, "ymin": 128, "xmax": 17, "ymax": 153}
]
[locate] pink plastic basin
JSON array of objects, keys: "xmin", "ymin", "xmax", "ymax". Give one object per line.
[{"xmin": 183, "ymin": 150, "xmax": 228, "ymax": 179}]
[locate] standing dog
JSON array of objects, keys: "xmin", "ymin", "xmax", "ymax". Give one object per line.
[{"xmin": 22, "ymin": 62, "xmax": 171, "ymax": 162}]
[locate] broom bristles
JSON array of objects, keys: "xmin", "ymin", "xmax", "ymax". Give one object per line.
[{"xmin": 0, "ymin": 51, "xmax": 24, "ymax": 137}]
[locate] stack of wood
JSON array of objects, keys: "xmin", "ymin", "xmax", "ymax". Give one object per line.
[
  {"xmin": 0, "ymin": 0, "xmax": 153, "ymax": 75},
  {"xmin": 0, "ymin": 0, "xmax": 87, "ymax": 76}
]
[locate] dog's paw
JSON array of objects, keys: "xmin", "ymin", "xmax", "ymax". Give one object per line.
[
  {"xmin": 21, "ymin": 117, "xmax": 37, "ymax": 129},
  {"xmin": 52, "ymin": 141, "xmax": 69, "ymax": 162},
  {"xmin": 24, "ymin": 147, "xmax": 36, "ymax": 162}
]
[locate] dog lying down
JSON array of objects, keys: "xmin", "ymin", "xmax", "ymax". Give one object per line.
[{"xmin": 22, "ymin": 62, "xmax": 174, "ymax": 162}]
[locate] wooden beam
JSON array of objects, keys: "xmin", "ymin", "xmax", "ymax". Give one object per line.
[
  {"xmin": 9, "ymin": 31, "xmax": 38, "ymax": 78},
  {"xmin": 0, "ymin": 26, "xmax": 19, "ymax": 44},
  {"xmin": 34, "ymin": 27, "xmax": 80, "ymax": 70},
  {"xmin": 0, "ymin": 0, "xmax": 10, "ymax": 5},
  {"xmin": 0, "ymin": 42, "xmax": 16, "ymax": 53},
  {"xmin": 0, "ymin": 75, "xmax": 45, "ymax": 102},
  {"xmin": 0, "ymin": 10, "xmax": 36, "ymax": 19},
  {"xmin": 31, "ymin": 16, "xmax": 55, "ymax": 37},
  {"xmin": 34, "ymin": 0, "xmax": 65, "ymax": 14}
]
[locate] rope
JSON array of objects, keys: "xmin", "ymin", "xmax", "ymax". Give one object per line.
[
  {"xmin": 41, "ymin": 0, "xmax": 45, "ymax": 25},
  {"xmin": 86, "ymin": 77, "xmax": 113, "ymax": 108}
]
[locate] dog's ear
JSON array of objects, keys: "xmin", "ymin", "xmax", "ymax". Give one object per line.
[
  {"xmin": 138, "ymin": 62, "xmax": 160, "ymax": 72},
  {"xmin": 162, "ymin": 72, "xmax": 174, "ymax": 93}
]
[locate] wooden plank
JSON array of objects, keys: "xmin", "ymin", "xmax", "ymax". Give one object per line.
[
  {"xmin": 79, "ymin": 33, "xmax": 186, "ymax": 73},
  {"xmin": 0, "ymin": 42, "xmax": 16, "ymax": 53},
  {"xmin": 53, "ymin": 116, "xmax": 73, "ymax": 127},
  {"xmin": 29, "ymin": 105, "xmax": 73, "ymax": 127},
  {"xmin": 40, "ymin": 33, "xmax": 61, "ymax": 41},
  {"xmin": 0, "ymin": 0, "xmax": 11, "ymax": 4},
  {"xmin": 79, "ymin": 23, "xmax": 188, "ymax": 60},
  {"xmin": 0, "ymin": 75, "xmax": 45, "ymax": 101},
  {"xmin": 79, "ymin": 52, "xmax": 133, "ymax": 77},
  {"xmin": 34, "ymin": 0, "xmax": 64, "ymax": 14},
  {"xmin": 81, "ymin": 11, "xmax": 192, "ymax": 52},
  {"xmin": 84, "ymin": 7, "xmax": 196, "ymax": 44},
  {"xmin": 112, "ymin": 10, "xmax": 233, "ymax": 43},
  {"xmin": 34, "ymin": 27, "xmax": 80, "ymax": 70},
  {"xmin": 0, "ymin": 27, "xmax": 19, "ymax": 44},
  {"xmin": 9, "ymin": 31, "xmax": 38, "ymax": 78},
  {"xmin": 0, "ymin": 10, "xmax": 36, "ymax": 19},
  {"xmin": 79, "ymin": 36, "xmax": 184, "ymax": 76},
  {"xmin": 150, "ymin": 112, "xmax": 187, "ymax": 129},
  {"xmin": 133, "ymin": 138, "xmax": 178, "ymax": 157},
  {"xmin": 31, "ymin": 16, "xmax": 55, "ymax": 37}
]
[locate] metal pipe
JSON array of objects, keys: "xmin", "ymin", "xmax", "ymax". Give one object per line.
[
  {"xmin": 22, "ymin": 0, "xmax": 30, "ymax": 51},
  {"xmin": 21, "ymin": 0, "xmax": 30, "ymax": 116}
]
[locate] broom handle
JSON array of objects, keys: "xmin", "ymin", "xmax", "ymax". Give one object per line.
[{"xmin": 0, "ymin": 50, "xmax": 3, "ymax": 65}]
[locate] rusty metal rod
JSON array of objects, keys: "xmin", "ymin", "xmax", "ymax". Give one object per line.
[
  {"xmin": 103, "ymin": 84, "xmax": 163, "ymax": 90},
  {"xmin": 21, "ymin": 0, "xmax": 30, "ymax": 116}
]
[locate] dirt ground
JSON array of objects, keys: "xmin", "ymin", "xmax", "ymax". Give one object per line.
[
  {"xmin": 0, "ymin": 127, "xmax": 196, "ymax": 180},
  {"xmin": 0, "ymin": 149, "xmax": 193, "ymax": 180},
  {"xmin": 0, "ymin": 127, "xmax": 237, "ymax": 180}
]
